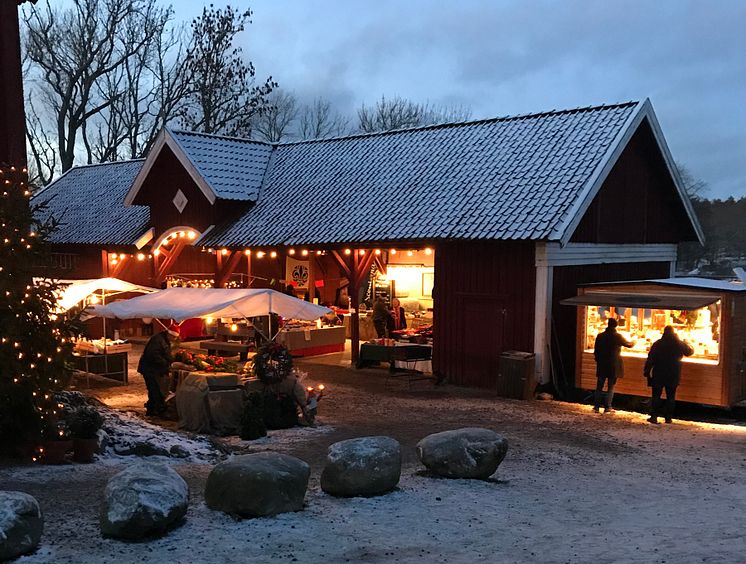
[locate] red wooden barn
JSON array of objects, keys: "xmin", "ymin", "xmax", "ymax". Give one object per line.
[{"xmin": 33, "ymin": 99, "xmax": 703, "ymax": 388}]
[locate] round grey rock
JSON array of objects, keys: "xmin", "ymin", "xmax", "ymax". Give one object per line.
[
  {"xmin": 100, "ymin": 462, "xmax": 189, "ymax": 539},
  {"xmin": 416, "ymin": 428, "xmax": 508, "ymax": 479},
  {"xmin": 205, "ymin": 452, "xmax": 310, "ymax": 517},
  {"xmin": 0, "ymin": 491, "xmax": 43, "ymax": 561},
  {"xmin": 321, "ymin": 436, "xmax": 401, "ymax": 497}
]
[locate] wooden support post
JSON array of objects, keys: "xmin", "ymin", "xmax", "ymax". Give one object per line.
[
  {"xmin": 246, "ymin": 252, "xmax": 252, "ymax": 287},
  {"xmin": 350, "ymin": 249, "xmax": 360, "ymax": 366},
  {"xmin": 101, "ymin": 250, "xmax": 110, "ymax": 277}
]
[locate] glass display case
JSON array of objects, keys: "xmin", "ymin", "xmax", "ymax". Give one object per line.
[{"xmin": 583, "ymin": 302, "xmax": 721, "ymax": 365}]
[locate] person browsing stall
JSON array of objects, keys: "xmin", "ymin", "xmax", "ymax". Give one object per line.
[
  {"xmin": 372, "ymin": 296, "xmax": 391, "ymax": 338},
  {"xmin": 593, "ymin": 318, "xmax": 634, "ymax": 414},
  {"xmin": 387, "ymin": 297, "xmax": 407, "ymax": 334},
  {"xmin": 137, "ymin": 322, "xmax": 179, "ymax": 416},
  {"xmin": 644, "ymin": 326, "xmax": 694, "ymax": 424}
]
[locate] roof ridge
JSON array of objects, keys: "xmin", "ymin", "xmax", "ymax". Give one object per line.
[
  {"xmin": 169, "ymin": 128, "xmax": 273, "ymax": 147},
  {"xmin": 276, "ymin": 100, "xmax": 641, "ymax": 147},
  {"xmin": 62, "ymin": 158, "xmax": 145, "ymax": 170}
]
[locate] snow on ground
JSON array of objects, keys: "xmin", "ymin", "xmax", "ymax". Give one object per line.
[{"xmin": 4, "ymin": 355, "xmax": 746, "ymax": 562}]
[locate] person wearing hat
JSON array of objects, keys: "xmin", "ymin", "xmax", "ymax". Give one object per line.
[
  {"xmin": 593, "ymin": 317, "xmax": 634, "ymax": 413},
  {"xmin": 137, "ymin": 322, "xmax": 179, "ymax": 416}
]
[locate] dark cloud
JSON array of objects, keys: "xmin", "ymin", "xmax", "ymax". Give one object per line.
[{"xmin": 58, "ymin": 0, "xmax": 746, "ymax": 198}]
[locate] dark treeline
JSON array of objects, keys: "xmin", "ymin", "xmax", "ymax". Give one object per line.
[{"xmin": 678, "ymin": 197, "xmax": 746, "ymax": 274}]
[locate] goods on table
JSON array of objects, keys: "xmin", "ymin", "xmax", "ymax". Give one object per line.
[{"xmin": 74, "ymin": 338, "xmax": 131, "ymax": 354}]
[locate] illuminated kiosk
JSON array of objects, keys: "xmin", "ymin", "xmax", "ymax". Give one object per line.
[{"xmin": 564, "ymin": 277, "xmax": 746, "ymax": 407}]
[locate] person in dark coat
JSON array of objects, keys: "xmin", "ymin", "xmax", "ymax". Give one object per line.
[
  {"xmin": 593, "ymin": 318, "xmax": 634, "ymax": 413},
  {"xmin": 644, "ymin": 326, "xmax": 694, "ymax": 424},
  {"xmin": 372, "ymin": 296, "xmax": 391, "ymax": 338},
  {"xmin": 138, "ymin": 324, "xmax": 178, "ymax": 416}
]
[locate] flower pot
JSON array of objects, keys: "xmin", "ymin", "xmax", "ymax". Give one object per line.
[
  {"xmin": 42, "ymin": 440, "xmax": 73, "ymax": 465},
  {"xmin": 73, "ymin": 438, "xmax": 98, "ymax": 463}
]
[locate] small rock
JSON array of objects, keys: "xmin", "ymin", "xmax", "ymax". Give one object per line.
[
  {"xmin": 416, "ymin": 428, "xmax": 508, "ymax": 479},
  {"xmin": 205, "ymin": 453, "xmax": 310, "ymax": 517},
  {"xmin": 100, "ymin": 462, "xmax": 188, "ymax": 539},
  {"xmin": 321, "ymin": 436, "xmax": 401, "ymax": 497},
  {"xmin": 113, "ymin": 441, "xmax": 170, "ymax": 457},
  {"xmin": 0, "ymin": 491, "xmax": 43, "ymax": 561},
  {"xmin": 169, "ymin": 445, "xmax": 190, "ymax": 458}
]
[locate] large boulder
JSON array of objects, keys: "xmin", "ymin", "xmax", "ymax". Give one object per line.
[
  {"xmin": 100, "ymin": 462, "xmax": 189, "ymax": 539},
  {"xmin": 0, "ymin": 491, "xmax": 43, "ymax": 561},
  {"xmin": 416, "ymin": 428, "xmax": 508, "ymax": 479},
  {"xmin": 321, "ymin": 436, "xmax": 401, "ymax": 497},
  {"xmin": 205, "ymin": 453, "xmax": 310, "ymax": 517}
]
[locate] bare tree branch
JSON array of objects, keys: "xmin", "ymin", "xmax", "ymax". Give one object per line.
[
  {"xmin": 358, "ymin": 95, "xmax": 471, "ymax": 133},
  {"xmin": 252, "ymin": 89, "xmax": 298, "ymax": 143},
  {"xmin": 298, "ymin": 98, "xmax": 350, "ymax": 140}
]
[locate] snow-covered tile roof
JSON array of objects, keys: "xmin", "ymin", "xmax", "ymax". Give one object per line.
[
  {"xmin": 202, "ymin": 102, "xmax": 639, "ymax": 246},
  {"xmin": 33, "ymin": 160, "xmax": 149, "ymax": 245},
  {"xmin": 168, "ymin": 130, "xmax": 272, "ymax": 201}
]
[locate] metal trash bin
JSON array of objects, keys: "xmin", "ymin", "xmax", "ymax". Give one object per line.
[{"xmin": 497, "ymin": 351, "xmax": 536, "ymax": 400}]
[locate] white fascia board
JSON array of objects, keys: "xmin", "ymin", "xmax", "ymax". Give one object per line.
[
  {"xmin": 643, "ymin": 102, "xmax": 706, "ymax": 246},
  {"xmin": 194, "ymin": 224, "xmax": 215, "ymax": 246},
  {"xmin": 536, "ymin": 242, "xmax": 677, "ymax": 267},
  {"xmin": 123, "ymin": 130, "xmax": 166, "ymax": 206},
  {"xmin": 165, "ymin": 130, "xmax": 217, "ymax": 205},
  {"xmin": 134, "ymin": 227, "xmax": 155, "ymax": 250},
  {"xmin": 551, "ymin": 101, "xmax": 647, "ymax": 246},
  {"xmin": 123, "ymin": 129, "xmax": 217, "ymax": 206}
]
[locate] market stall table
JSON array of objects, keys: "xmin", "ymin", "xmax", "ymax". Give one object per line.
[
  {"xmin": 357, "ymin": 341, "xmax": 433, "ymax": 385},
  {"xmin": 72, "ymin": 340, "xmax": 132, "ymax": 384}
]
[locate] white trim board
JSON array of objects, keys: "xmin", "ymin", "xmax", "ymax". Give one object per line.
[
  {"xmin": 123, "ymin": 129, "xmax": 217, "ymax": 207},
  {"xmin": 535, "ymin": 242, "xmax": 677, "ymax": 267}
]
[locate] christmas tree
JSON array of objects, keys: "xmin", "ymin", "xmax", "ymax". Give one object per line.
[{"xmin": 0, "ymin": 163, "xmax": 78, "ymax": 454}]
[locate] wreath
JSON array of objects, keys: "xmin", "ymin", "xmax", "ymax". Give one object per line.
[{"xmin": 253, "ymin": 342, "xmax": 294, "ymax": 384}]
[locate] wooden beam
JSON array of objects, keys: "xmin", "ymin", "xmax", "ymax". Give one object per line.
[
  {"xmin": 156, "ymin": 240, "xmax": 186, "ymax": 284},
  {"xmin": 110, "ymin": 255, "xmax": 129, "ymax": 279},
  {"xmin": 330, "ymin": 250, "xmax": 352, "ymax": 278},
  {"xmin": 354, "ymin": 250, "xmax": 376, "ymax": 287},
  {"xmin": 215, "ymin": 250, "xmax": 242, "ymax": 288},
  {"xmin": 373, "ymin": 255, "xmax": 387, "ymax": 276}
]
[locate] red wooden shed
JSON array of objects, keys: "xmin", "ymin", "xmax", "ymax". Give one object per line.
[{"xmin": 33, "ymin": 99, "xmax": 703, "ymax": 388}]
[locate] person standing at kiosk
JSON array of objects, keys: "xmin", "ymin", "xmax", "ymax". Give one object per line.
[
  {"xmin": 593, "ymin": 318, "xmax": 634, "ymax": 413},
  {"xmin": 644, "ymin": 326, "xmax": 694, "ymax": 424}
]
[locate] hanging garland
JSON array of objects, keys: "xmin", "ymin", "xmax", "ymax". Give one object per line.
[{"xmin": 253, "ymin": 342, "xmax": 294, "ymax": 384}]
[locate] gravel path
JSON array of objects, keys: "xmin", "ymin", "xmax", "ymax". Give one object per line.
[{"xmin": 3, "ymin": 353, "xmax": 746, "ymax": 563}]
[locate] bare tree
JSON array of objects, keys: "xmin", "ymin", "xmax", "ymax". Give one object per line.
[
  {"xmin": 181, "ymin": 5, "xmax": 276, "ymax": 137},
  {"xmin": 23, "ymin": 0, "xmax": 168, "ymax": 172},
  {"xmin": 298, "ymin": 98, "xmax": 350, "ymax": 140},
  {"xmin": 252, "ymin": 90, "xmax": 298, "ymax": 143},
  {"xmin": 25, "ymin": 99, "xmax": 57, "ymax": 187},
  {"xmin": 676, "ymin": 161, "xmax": 708, "ymax": 200},
  {"xmin": 358, "ymin": 95, "xmax": 471, "ymax": 133},
  {"xmin": 92, "ymin": 13, "xmax": 191, "ymax": 161}
]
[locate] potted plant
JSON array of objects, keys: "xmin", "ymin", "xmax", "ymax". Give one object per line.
[
  {"xmin": 41, "ymin": 421, "xmax": 73, "ymax": 465},
  {"xmin": 67, "ymin": 406, "xmax": 103, "ymax": 463}
]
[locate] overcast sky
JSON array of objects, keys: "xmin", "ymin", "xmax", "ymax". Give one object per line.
[{"xmin": 51, "ymin": 0, "xmax": 746, "ymax": 199}]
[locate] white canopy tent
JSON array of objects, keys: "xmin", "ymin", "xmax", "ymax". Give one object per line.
[
  {"xmin": 91, "ymin": 287, "xmax": 332, "ymax": 323},
  {"xmin": 54, "ymin": 277, "xmax": 156, "ymax": 312}
]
